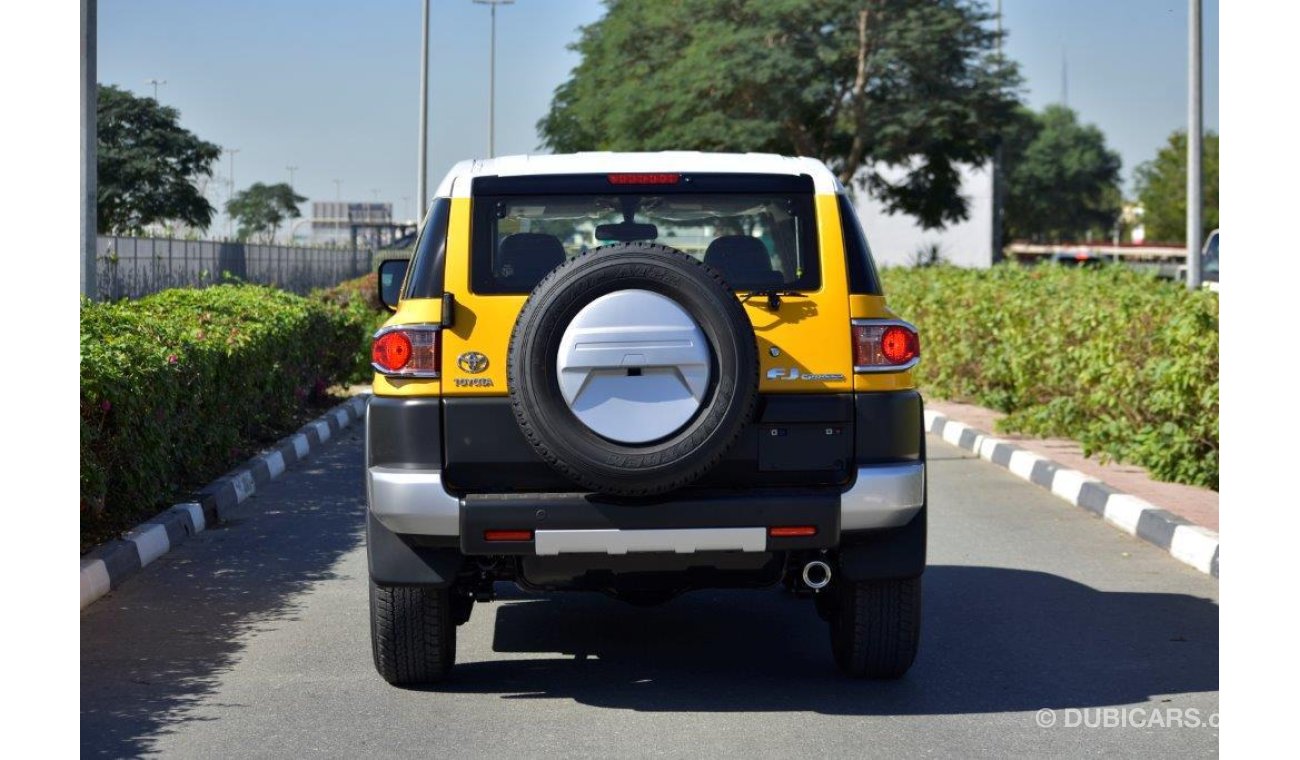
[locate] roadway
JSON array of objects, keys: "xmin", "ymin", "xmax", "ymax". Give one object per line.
[{"xmin": 81, "ymin": 425, "xmax": 1219, "ymax": 758}]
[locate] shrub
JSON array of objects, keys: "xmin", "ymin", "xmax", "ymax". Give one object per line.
[
  {"xmin": 312, "ymin": 273, "xmax": 390, "ymax": 383},
  {"xmin": 80, "ymin": 284, "xmax": 373, "ymax": 543},
  {"xmin": 883, "ymin": 264, "xmax": 1218, "ymax": 489}
]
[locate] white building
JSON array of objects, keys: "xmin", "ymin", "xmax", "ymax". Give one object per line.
[{"xmin": 850, "ymin": 161, "xmax": 994, "ymax": 268}]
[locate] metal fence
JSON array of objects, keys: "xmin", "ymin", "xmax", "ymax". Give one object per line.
[{"xmin": 94, "ymin": 236, "xmax": 374, "ymax": 300}]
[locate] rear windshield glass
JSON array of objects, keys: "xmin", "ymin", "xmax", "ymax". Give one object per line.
[
  {"xmin": 470, "ymin": 192, "xmax": 819, "ymax": 294},
  {"xmin": 837, "ymin": 195, "xmax": 883, "ymax": 295}
]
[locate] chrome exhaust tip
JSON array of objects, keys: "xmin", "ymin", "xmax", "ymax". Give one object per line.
[{"xmin": 801, "ymin": 560, "xmax": 832, "ymax": 590}]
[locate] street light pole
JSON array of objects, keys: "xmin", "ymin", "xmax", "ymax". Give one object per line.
[
  {"xmin": 146, "ymin": 78, "xmax": 167, "ymax": 101},
  {"xmin": 226, "ymin": 147, "xmax": 240, "ymax": 239},
  {"xmin": 1186, "ymin": 0, "xmax": 1203, "ymax": 290},
  {"xmin": 417, "ymin": 0, "xmax": 430, "ymax": 217},
  {"xmin": 286, "ymin": 165, "xmax": 299, "ymax": 188},
  {"xmin": 82, "ymin": 0, "xmax": 97, "ymax": 300},
  {"xmin": 990, "ymin": 0, "xmax": 1004, "ymax": 265},
  {"xmin": 473, "ymin": 0, "xmax": 514, "ymax": 158}
]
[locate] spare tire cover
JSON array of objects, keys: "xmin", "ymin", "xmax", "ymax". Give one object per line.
[{"xmin": 507, "ymin": 242, "xmax": 758, "ymax": 496}]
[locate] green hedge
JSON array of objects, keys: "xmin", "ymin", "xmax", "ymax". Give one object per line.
[
  {"xmin": 312, "ymin": 273, "xmax": 390, "ymax": 384},
  {"xmin": 882, "ymin": 264, "xmax": 1219, "ymax": 490},
  {"xmin": 81, "ymin": 284, "xmax": 375, "ymax": 543}
]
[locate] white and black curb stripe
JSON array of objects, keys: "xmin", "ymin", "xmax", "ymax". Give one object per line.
[
  {"xmin": 925, "ymin": 410, "xmax": 1219, "ymax": 578},
  {"xmin": 80, "ymin": 394, "xmax": 370, "ymax": 610}
]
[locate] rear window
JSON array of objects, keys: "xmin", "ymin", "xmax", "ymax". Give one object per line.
[
  {"xmin": 403, "ymin": 197, "xmax": 451, "ymax": 299},
  {"xmin": 837, "ymin": 195, "xmax": 883, "ymax": 295},
  {"xmin": 470, "ymin": 176, "xmax": 819, "ymax": 294}
]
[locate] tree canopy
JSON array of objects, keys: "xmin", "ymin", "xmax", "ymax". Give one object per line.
[
  {"xmin": 538, "ymin": 0, "xmax": 1021, "ymax": 229},
  {"xmin": 97, "ymin": 84, "xmax": 221, "ymax": 235},
  {"xmin": 1134, "ymin": 131, "xmax": 1219, "ymax": 245},
  {"xmin": 1003, "ymin": 104, "xmax": 1122, "ymax": 243},
  {"xmin": 225, "ymin": 182, "xmax": 307, "ymax": 243}
]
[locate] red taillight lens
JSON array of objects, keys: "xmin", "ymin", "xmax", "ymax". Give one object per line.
[
  {"xmin": 371, "ymin": 327, "xmax": 440, "ymax": 376},
  {"xmin": 372, "ymin": 331, "xmax": 412, "ymax": 371},
  {"xmin": 852, "ymin": 321, "xmax": 919, "ymax": 371},
  {"xmin": 880, "ymin": 326, "xmax": 917, "ymax": 364},
  {"xmin": 607, "ymin": 173, "xmax": 681, "ymax": 185}
]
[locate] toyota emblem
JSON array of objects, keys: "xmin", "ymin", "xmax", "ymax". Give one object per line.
[{"xmin": 457, "ymin": 351, "xmax": 489, "ymax": 374}]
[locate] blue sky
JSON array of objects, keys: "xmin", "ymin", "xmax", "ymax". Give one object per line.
[{"xmin": 98, "ymin": 0, "xmax": 1218, "ymax": 231}]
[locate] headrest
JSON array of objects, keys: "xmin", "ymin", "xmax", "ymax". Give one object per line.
[
  {"xmin": 498, "ymin": 233, "xmax": 566, "ymax": 282},
  {"xmin": 704, "ymin": 235, "xmax": 777, "ymax": 286}
]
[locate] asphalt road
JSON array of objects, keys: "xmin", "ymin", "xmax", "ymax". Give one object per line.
[{"xmin": 81, "ymin": 425, "xmax": 1219, "ymax": 758}]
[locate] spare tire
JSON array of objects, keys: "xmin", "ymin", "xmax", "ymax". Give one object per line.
[{"xmin": 507, "ymin": 241, "xmax": 758, "ymax": 496}]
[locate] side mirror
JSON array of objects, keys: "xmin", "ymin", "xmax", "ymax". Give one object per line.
[{"xmin": 378, "ymin": 259, "xmax": 409, "ymax": 312}]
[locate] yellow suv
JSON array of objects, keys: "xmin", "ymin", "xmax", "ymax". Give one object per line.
[{"xmin": 367, "ymin": 153, "xmax": 925, "ymax": 684}]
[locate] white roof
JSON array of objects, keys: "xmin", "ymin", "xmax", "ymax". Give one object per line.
[{"xmin": 433, "ymin": 151, "xmax": 842, "ymax": 198}]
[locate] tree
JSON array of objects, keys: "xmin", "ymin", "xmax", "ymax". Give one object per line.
[
  {"xmin": 1003, "ymin": 105, "xmax": 1122, "ymax": 243},
  {"xmin": 97, "ymin": 84, "xmax": 221, "ymax": 234},
  {"xmin": 538, "ymin": 0, "xmax": 1021, "ymax": 229},
  {"xmin": 1134, "ymin": 131, "xmax": 1218, "ymax": 244},
  {"xmin": 225, "ymin": 182, "xmax": 307, "ymax": 242}
]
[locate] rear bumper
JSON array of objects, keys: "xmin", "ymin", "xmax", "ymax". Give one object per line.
[{"xmin": 367, "ymin": 461, "xmax": 924, "ymax": 555}]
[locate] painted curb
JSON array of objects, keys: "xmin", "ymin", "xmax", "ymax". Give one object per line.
[
  {"xmin": 80, "ymin": 394, "xmax": 370, "ymax": 610},
  {"xmin": 925, "ymin": 409, "xmax": 1219, "ymax": 578}
]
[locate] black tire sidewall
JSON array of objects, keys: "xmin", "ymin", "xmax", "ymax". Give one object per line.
[{"xmin": 507, "ymin": 243, "xmax": 758, "ymax": 495}]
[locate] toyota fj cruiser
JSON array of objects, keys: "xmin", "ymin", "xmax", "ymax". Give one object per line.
[{"xmin": 367, "ymin": 153, "xmax": 925, "ymax": 684}]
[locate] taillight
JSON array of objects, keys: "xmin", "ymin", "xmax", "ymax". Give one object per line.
[
  {"xmin": 851, "ymin": 320, "xmax": 920, "ymax": 372},
  {"xmin": 371, "ymin": 325, "xmax": 440, "ymax": 377}
]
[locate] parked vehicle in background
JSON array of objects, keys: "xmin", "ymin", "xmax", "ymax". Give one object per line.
[
  {"xmin": 366, "ymin": 152, "xmax": 927, "ymax": 685},
  {"xmin": 1009, "ymin": 242, "xmax": 1187, "ymax": 279},
  {"xmin": 1049, "ymin": 248, "xmax": 1106, "ymax": 268},
  {"xmin": 1201, "ymin": 229, "xmax": 1219, "ymax": 291}
]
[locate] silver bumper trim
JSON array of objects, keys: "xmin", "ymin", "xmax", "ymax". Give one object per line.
[
  {"xmin": 367, "ymin": 461, "xmax": 925, "ymax": 538},
  {"xmin": 367, "ymin": 467, "xmax": 460, "ymax": 536},
  {"xmin": 534, "ymin": 527, "xmax": 767, "ymax": 556},
  {"xmin": 841, "ymin": 462, "xmax": 926, "ymax": 530}
]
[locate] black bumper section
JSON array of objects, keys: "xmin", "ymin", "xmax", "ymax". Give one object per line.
[
  {"xmin": 366, "ymin": 391, "xmax": 926, "ymax": 586},
  {"xmin": 459, "ymin": 490, "xmax": 840, "ymax": 555},
  {"xmin": 368, "ymin": 505, "xmax": 927, "ymax": 587}
]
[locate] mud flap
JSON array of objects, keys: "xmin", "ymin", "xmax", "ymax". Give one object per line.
[
  {"xmin": 838, "ymin": 503, "xmax": 926, "ymax": 581},
  {"xmin": 367, "ymin": 512, "xmax": 464, "ymax": 587}
]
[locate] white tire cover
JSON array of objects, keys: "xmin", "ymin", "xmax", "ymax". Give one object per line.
[{"xmin": 556, "ymin": 289, "xmax": 712, "ymax": 444}]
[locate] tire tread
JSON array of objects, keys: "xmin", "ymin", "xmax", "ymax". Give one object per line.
[
  {"xmin": 830, "ymin": 576, "xmax": 921, "ymax": 679},
  {"xmin": 370, "ymin": 579, "xmax": 455, "ymax": 685}
]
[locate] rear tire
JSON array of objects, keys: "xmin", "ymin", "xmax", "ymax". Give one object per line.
[
  {"xmin": 370, "ymin": 578, "xmax": 456, "ymax": 685},
  {"xmin": 507, "ymin": 242, "xmax": 758, "ymax": 496},
  {"xmin": 829, "ymin": 576, "xmax": 921, "ymax": 679}
]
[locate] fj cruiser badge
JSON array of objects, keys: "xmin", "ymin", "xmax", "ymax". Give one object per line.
[
  {"xmin": 767, "ymin": 367, "xmax": 846, "ymax": 382},
  {"xmin": 457, "ymin": 351, "xmax": 489, "ymax": 374}
]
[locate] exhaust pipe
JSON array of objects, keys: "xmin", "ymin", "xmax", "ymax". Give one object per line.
[{"xmin": 801, "ymin": 559, "xmax": 832, "ymax": 590}]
